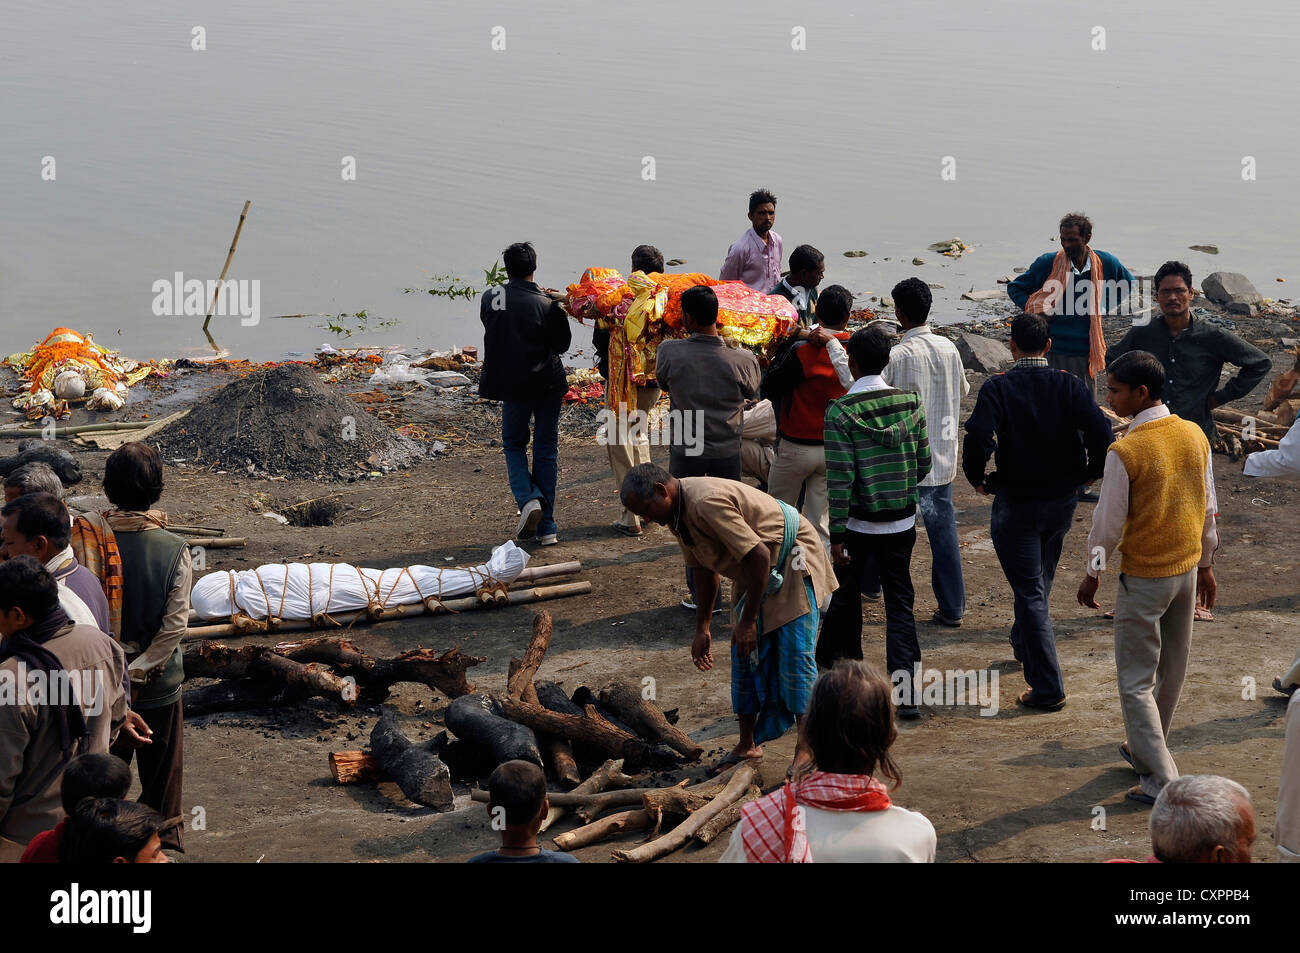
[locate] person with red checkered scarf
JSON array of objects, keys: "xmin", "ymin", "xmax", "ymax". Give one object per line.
[{"xmin": 720, "ymin": 661, "xmax": 935, "ymax": 863}]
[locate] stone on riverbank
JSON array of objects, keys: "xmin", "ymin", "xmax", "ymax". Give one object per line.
[{"xmin": 953, "ymin": 331, "xmax": 1012, "ymax": 374}]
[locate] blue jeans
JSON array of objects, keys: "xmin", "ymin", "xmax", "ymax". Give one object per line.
[
  {"xmin": 501, "ymin": 393, "xmax": 562, "ymax": 536},
  {"xmin": 989, "ymin": 491, "xmax": 1077, "ymax": 700},
  {"xmin": 862, "ymin": 484, "xmax": 965, "ymax": 620},
  {"xmin": 916, "ymin": 483, "xmax": 965, "ymax": 620}
]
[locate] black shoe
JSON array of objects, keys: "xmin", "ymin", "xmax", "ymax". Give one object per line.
[
  {"xmin": 930, "ymin": 611, "xmax": 962, "ymax": 628},
  {"xmin": 1077, "ymin": 488, "xmax": 1100, "ymax": 503},
  {"xmin": 897, "ymin": 704, "xmax": 922, "ymax": 720},
  {"xmin": 1274, "ymin": 677, "xmax": 1298, "ymax": 697}
]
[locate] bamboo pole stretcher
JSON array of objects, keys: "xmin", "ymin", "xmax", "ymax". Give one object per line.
[
  {"xmin": 1216, "ymin": 423, "xmax": 1281, "ymax": 449},
  {"xmin": 183, "ymin": 560, "xmax": 583, "ymax": 624},
  {"xmin": 182, "ymin": 580, "xmax": 592, "ymax": 641},
  {"xmin": 0, "ymin": 420, "xmax": 156, "ymax": 439}
]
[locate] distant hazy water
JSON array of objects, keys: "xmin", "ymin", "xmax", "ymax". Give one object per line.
[{"xmin": 4, "ymin": 0, "xmax": 1297, "ymax": 362}]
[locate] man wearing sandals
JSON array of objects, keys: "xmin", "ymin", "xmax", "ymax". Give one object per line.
[
  {"xmin": 1078, "ymin": 351, "xmax": 1218, "ymax": 806},
  {"xmin": 620, "ymin": 463, "xmax": 837, "ymax": 777}
]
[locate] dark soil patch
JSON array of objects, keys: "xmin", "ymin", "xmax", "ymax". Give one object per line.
[
  {"xmin": 280, "ymin": 495, "xmax": 343, "ymax": 526},
  {"xmin": 151, "ymin": 364, "xmax": 425, "ymax": 480}
]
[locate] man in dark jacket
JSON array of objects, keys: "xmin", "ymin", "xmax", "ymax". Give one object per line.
[
  {"xmin": 479, "ymin": 242, "xmax": 573, "ymax": 545},
  {"xmin": 963, "ymin": 313, "xmax": 1114, "ymax": 711},
  {"xmin": 1106, "ymin": 260, "xmax": 1271, "ymax": 443}
]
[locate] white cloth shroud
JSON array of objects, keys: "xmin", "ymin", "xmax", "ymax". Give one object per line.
[{"xmin": 190, "ymin": 540, "xmax": 529, "ymax": 621}]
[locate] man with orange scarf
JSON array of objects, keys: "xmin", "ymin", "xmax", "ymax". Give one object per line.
[
  {"xmin": 1009, "ymin": 213, "xmax": 1135, "ymax": 502},
  {"xmin": 1008, "ymin": 212, "xmax": 1136, "ymax": 384}
]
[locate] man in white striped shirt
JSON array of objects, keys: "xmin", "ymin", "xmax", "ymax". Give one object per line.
[{"xmin": 880, "ymin": 279, "xmax": 969, "ymax": 626}]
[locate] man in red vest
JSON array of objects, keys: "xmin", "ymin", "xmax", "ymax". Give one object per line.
[{"xmin": 760, "ymin": 284, "xmax": 854, "ymax": 552}]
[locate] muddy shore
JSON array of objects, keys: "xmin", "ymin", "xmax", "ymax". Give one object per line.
[{"xmin": 4, "ymin": 297, "xmax": 1298, "ymax": 863}]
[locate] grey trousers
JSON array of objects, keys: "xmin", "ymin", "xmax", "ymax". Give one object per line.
[
  {"xmin": 1279, "ymin": 693, "xmax": 1300, "ymax": 862},
  {"xmin": 1282, "ymin": 646, "xmax": 1300, "ymax": 691},
  {"xmin": 1114, "ymin": 568, "xmax": 1196, "ymax": 798}
]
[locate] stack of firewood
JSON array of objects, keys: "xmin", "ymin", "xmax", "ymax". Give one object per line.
[
  {"xmin": 321, "ymin": 611, "xmax": 761, "ymax": 860},
  {"xmin": 181, "ymin": 636, "xmax": 482, "ymax": 716}
]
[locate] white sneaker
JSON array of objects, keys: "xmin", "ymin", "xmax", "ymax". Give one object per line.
[
  {"xmin": 516, "ymin": 500, "xmax": 542, "ymax": 539},
  {"xmin": 538, "ymin": 533, "xmax": 558, "ymax": 546}
]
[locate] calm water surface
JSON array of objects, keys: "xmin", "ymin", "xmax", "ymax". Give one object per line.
[{"xmin": 4, "ymin": 0, "xmax": 1297, "ymax": 361}]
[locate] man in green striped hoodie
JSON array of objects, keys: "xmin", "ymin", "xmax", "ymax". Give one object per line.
[{"xmin": 820, "ymin": 325, "xmax": 931, "ymax": 718}]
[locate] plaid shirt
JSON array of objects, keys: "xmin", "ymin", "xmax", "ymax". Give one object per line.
[{"xmin": 882, "ymin": 326, "xmax": 969, "ymax": 486}]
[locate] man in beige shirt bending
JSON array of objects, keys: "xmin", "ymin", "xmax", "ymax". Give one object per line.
[{"xmin": 621, "ymin": 463, "xmax": 837, "ymax": 777}]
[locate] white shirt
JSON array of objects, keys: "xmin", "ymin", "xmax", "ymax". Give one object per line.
[
  {"xmin": 719, "ymin": 803, "xmax": 936, "ymax": 863},
  {"xmin": 1244, "ymin": 417, "xmax": 1300, "ymax": 479},
  {"xmin": 1085, "ymin": 404, "xmax": 1218, "ymax": 578},
  {"xmin": 823, "ymin": 334, "xmax": 855, "ymax": 390},
  {"xmin": 44, "ymin": 548, "xmax": 98, "ymax": 628},
  {"xmin": 844, "ymin": 375, "xmax": 915, "ymax": 535},
  {"xmin": 883, "ymin": 325, "xmax": 969, "ymax": 486}
]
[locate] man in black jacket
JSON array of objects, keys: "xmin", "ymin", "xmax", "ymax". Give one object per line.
[
  {"xmin": 1106, "ymin": 260, "xmax": 1270, "ymax": 443},
  {"xmin": 479, "ymin": 242, "xmax": 572, "ymax": 545},
  {"xmin": 963, "ymin": 313, "xmax": 1113, "ymax": 711}
]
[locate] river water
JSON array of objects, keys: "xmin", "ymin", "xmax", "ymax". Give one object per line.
[{"xmin": 5, "ymin": 0, "xmax": 1297, "ymax": 362}]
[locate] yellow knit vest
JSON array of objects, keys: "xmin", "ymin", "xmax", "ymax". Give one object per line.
[{"xmin": 1110, "ymin": 414, "xmax": 1209, "ymax": 578}]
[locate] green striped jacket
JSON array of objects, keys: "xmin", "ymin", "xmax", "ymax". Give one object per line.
[{"xmin": 824, "ymin": 387, "xmax": 931, "ymax": 542}]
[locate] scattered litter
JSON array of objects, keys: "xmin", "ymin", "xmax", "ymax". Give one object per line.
[
  {"xmin": 368, "ymin": 363, "xmax": 431, "ymax": 387},
  {"xmin": 262, "ymin": 512, "xmax": 290, "ymax": 524},
  {"xmin": 929, "ymin": 238, "xmax": 972, "ymax": 258},
  {"xmin": 6, "ymin": 328, "xmax": 169, "ymax": 417}
]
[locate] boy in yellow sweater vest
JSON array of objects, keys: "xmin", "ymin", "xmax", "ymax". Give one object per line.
[{"xmin": 1077, "ymin": 351, "xmax": 1218, "ymax": 805}]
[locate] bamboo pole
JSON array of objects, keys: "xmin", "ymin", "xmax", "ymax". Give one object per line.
[
  {"xmin": 203, "ymin": 200, "xmax": 251, "ymax": 332},
  {"xmin": 186, "ymin": 537, "xmax": 245, "ymax": 548},
  {"xmin": 182, "ymin": 580, "xmax": 592, "ymax": 640},
  {"xmin": 169, "ymin": 524, "xmax": 226, "ymax": 537},
  {"xmin": 513, "ymin": 561, "xmax": 582, "ymax": 585},
  {"xmin": 0, "ymin": 421, "xmax": 154, "ymax": 439}
]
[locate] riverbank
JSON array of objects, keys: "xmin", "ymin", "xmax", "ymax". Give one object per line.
[{"xmin": 3, "ymin": 287, "xmax": 1297, "ymax": 863}]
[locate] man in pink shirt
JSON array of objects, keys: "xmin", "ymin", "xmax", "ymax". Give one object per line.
[{"xmin": 720, "ymin": 189, "xmax": 783, "ymax": 292}]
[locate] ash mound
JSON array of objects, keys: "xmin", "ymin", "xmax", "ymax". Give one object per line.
[{"xmin": 153, "ymin": 364, "xmax": 425, "ymax": 480}]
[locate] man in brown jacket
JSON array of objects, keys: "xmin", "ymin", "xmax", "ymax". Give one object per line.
[{"xmin": 0, "ymin": 556, "xmax": 126, "ymax": 861}]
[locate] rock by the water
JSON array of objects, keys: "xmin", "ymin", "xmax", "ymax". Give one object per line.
[
  {"xmin": 1188, "ymin": 245, "xmax": 1219, "ymax": 255},
  {"xmin": 880, "ymin": 297, "xmax": 894, "ymax": 308},
  {"xmin": 1013, "ymin": 266, "xmax": 1027, "ymax": 274},
  {"xmin": 843, "ymin": 250, "xmax": 867, "ymax": 258},
  {"xmin": 1202, "ymin": 272, "xmax": 1262, "ymax": 313},
  {"xmin": 666, "ymin": 258, "xmax": 686, "ymax": 266},
  {"xmin": 953, "ymin": 332, "xmax": 1012, "ymax": 374},
  {"xmin": 961, "ymin": 289, "xmax": 1004, "ymax": 302},
  {"xmin": 912, "ymin": 257, "xmax": 926, "ymax": 266}
]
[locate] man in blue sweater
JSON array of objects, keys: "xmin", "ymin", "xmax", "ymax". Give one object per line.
[
  {"xmin": 963, "ymin": 313, "xmax": 1114, "ymax": 710},
  {"xmin": 1007, "ymin": 212, "xmax": 1136, "ymax": 384}
]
